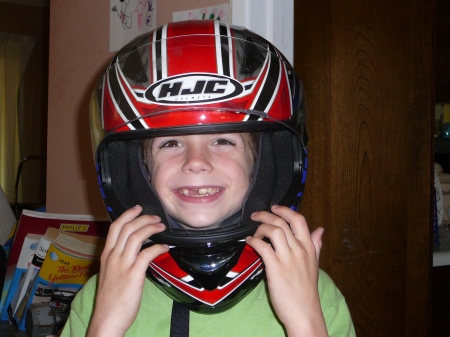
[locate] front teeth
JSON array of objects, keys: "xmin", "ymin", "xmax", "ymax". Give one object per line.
[
  {"xmin": 179, "ymin": 189, "xmax": 189, "ymax": 196},
  {"xmin": 178, "ymin": 188, "xmax": 220, "ymax": 197}
]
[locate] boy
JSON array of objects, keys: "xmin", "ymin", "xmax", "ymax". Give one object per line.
[{"xmin": 61, "ymin": 20, "xmax": 355, "ymax": 336}]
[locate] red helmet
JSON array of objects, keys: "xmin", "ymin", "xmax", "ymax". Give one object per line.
[{"xmin": 90, "ymin": 20, "xmax": 307, "ymax": 312}]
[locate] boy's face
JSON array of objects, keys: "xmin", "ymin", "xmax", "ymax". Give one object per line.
[{"xmin": 146, "ymin": 133, "xmax": 255, "ymax": 229}]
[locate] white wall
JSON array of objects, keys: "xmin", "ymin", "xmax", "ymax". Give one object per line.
[{"xmin": 231, "ymin": 0, "xmax": 294, "ymax": 65}]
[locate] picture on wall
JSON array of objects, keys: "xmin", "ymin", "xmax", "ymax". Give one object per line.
[
  {"xmin": 172, "ymin": 3, "xmax": 230, "ymax": 23},
  {"xmin": 110, "ymin": 0, "xmax": 157, "ymax": 52}
]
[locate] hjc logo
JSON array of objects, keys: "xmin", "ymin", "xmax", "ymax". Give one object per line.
[{"xmin": 145, "ymin": 73, "xmax": 244, "ymax": 105}]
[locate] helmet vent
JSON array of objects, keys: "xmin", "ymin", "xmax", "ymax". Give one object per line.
[{"xmin": 169, "ymin": 244, "xmax": 245, "ymax": 291}]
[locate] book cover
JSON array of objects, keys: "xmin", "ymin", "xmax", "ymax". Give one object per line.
[
  {"xmin": 0, "ymin": 210, "xmax": 110, "ymax": 319},
  {"xmin": 9, "ymin": 228, "xmax": 59, "ymax": 328},
  {"xmin": 0, "ymin": 233, "xmax": 42, "ymax": 321},
  {"xmin": 14, "ymin": 231, "xmax": 105, "ymax": 330},
  {"xmin": 0, "ymin": 185, "xmax": 16, "ymax": 246}
]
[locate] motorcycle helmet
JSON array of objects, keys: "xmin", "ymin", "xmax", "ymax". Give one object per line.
[{"xmin": 90, "ymin": 20, "xmax": 308, "ymax": 313}]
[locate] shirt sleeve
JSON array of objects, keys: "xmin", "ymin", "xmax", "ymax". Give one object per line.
[
  {"xmin": 318, "ymin": 270, "xmax": 356, "ymax": 337},
  {"xmin": 60, "ymin": 275, "xmax": 98, "ymax": 337}
]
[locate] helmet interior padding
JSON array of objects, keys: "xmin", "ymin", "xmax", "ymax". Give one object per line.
[{"xmin": 101, "ymin": 129, "xmax": 298, "ymax": 232}]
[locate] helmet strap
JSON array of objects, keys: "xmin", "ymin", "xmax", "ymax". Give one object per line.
[{"xmin": 170, "ymin": 301, "xmax": 190, "ymax": 337}]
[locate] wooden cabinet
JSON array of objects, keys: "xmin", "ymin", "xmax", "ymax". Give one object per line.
[
  {"xmin": 436, "ymin": 0, "xmax": 450, "ymax": 102},
  {"xmin": 294, "ymin": 1, "xmax": 433, "ymax": 335}
]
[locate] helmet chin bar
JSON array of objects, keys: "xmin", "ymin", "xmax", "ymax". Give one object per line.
[
  {"xmin": 144, "ymin": 241, "xmax": 265, "ymax": 313},
  {"xmin": 168, "ymin": 242, "xmax": 245, "ymax": 291}
]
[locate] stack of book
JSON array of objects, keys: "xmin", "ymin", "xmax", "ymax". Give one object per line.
[{"xmin": 0, "ymin": 210, "xmax": 110, "ymax": 331}]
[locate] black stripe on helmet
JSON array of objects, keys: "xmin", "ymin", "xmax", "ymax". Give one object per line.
[
  {"xmin": 108, "ymin": 66, "xmax": 144, "ymax": 130},
  {"xmin": 154, "ymin": 26, "xmax": 163, "ymax": 81},
  {"xmin": 252, "ymin": 45, "xmax": 281, "ymax": 113},
  {"xmin": 246, "ymin": 114, "xmax": 261, "ymax": 121},
  {"xmin": 219, "ymin": 24, "xmax": 231, "ymax": 77}
]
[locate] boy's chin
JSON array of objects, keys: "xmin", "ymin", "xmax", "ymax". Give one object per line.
[
  {"xmin": 184, "ymin": 223, "xmax": 220, "ymax": 230},
  {"xmin": 175, "ymin": 216, "xmax": 222, "ymax": 230},
  {"xmin": 180, "ymin": 221, "xmax": 221, "ymax": 230}
]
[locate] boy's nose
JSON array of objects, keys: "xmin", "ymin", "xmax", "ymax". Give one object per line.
[{"xmin": 182, "ymin": 146, "xmax": 213, "ymax": 174}]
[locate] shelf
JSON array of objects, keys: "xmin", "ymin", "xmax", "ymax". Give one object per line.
[
  {"xmin": 435, "ymin": 138, "xmax": 450, "ymax": 154},
  {"xmin": 434, "ymin": 224, "xmax": 450, "ymax": 266}
]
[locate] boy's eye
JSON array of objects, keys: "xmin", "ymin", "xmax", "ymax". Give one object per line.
[
  {"xmin": 160, "ymin": 140, "xmax": 182, "ymax": 148},
  {"xmin": 213, "ymin": 138, "xmax": 235, "ymax": 146}
]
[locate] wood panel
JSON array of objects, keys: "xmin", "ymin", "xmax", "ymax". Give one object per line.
[
  {"xmin": 294, "ymin": 1, "xmax": 433, "ymax": 335},
  {"xmin": 435, "ymin": 0, "xmax": 450, "ymax": 102}
]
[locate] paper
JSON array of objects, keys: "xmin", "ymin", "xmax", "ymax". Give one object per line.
[
  {"xmin": 110, "ymin": 0, "xmax": 157, "ymax": 52},
  {"xmin": 172, "ymin": 3, "xmax": 230, "ymax": 23}
]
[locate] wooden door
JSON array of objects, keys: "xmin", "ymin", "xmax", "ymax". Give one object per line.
[{"xmin": 294, "ymin": 1, "xmax": 434, "ymax": 335}]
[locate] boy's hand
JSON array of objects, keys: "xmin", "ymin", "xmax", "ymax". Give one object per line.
[
  {"xmin": 87, "ymin": 206, "xmax": 169, "ymax": 337},
  {"xmin": 245, "ymin": 205, "xmax": 328, "ymax": 337}
]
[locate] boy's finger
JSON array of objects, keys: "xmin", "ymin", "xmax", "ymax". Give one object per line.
[
  {"xmin": 245, "ymin": 236, "xmax": 277, "ymax": 265},
  {"xmin": 270, "ymin": 206, "xmax": 311, "ymax": 243},
  {"xmin": 251, "ymin": 210, "xmax": 292, "ymax": 233},
  {"xmin": 251, "ymin": 208, "xmax": 299, "ymax": 247},
  {"xmin": 134, "ymin": 244, "xmax": 170, "ymax": 271},
  {"xmin": 310, "ymin": 227, "xmax": 324, "ymax": 261},
  {"xmin": 112, "ymin": 214, "xmax": 161, "ymax": 255},
  {"xmin": 121, "ymin": 223, "xmax": 166, "ymax": 263},
  {"xmin": 103, "ymin": 206, "xmax": 143, "ymax": 254},
  {"xmin": 249, "ymin": 223, "xmax": 291, "ymax": 257}
]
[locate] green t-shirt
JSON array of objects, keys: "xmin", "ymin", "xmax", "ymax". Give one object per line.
[{"xmin": 61, "ymin": 269, "xmax": 355, "ymax": 336}]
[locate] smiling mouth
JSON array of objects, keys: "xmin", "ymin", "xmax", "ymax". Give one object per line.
[{"xmin": 177, "ymin": 187, "xmax": 221, "ymax": 197}]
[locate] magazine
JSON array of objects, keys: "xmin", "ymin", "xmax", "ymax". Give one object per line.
[
  {"xmin": 13, "ymin": 231, "xmax": 105, "ymax": 330},
  {"xmin": 0, "ymin": 210, "xmax": 110, "ymax": 320},
  {"xmin": 0, "ymin": 233, "xmax": 42, "ymax": 321}
]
